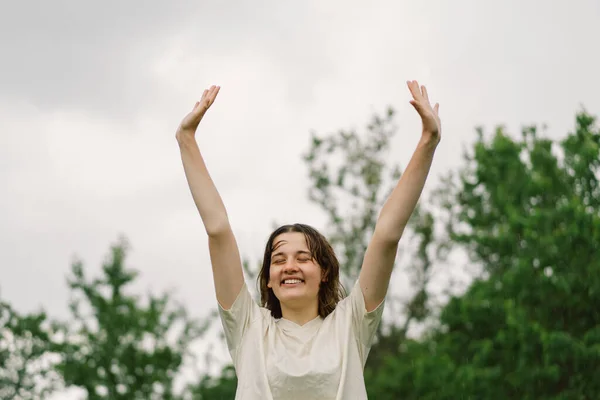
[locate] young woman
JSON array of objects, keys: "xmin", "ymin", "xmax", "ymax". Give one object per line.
[{"xmin": 176, "ymin": 81, "xmax": 441, "ymax": 399}]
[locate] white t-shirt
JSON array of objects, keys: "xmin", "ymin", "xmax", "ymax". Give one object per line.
[{"xmin": 218, "ymin": 280, "xmax": 385, "ymax": 399}]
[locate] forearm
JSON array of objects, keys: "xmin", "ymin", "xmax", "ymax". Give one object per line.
[
  {"xmin": 177, "ymin": 132, "xmax": 230, "ymax": 235},
  {"xmin": 376, "ymin": 137, "xmax": 438, "ymax": 242}
]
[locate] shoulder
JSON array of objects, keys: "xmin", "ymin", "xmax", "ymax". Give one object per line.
[
  {"xmin": 329, "ymin": 279, "xmax": 385, "ymax": 321},
  {"xmin": 218, "ymin": 282, "xmax": 272, "ymax": 327},
  {"xmin": 325, "ymin": 280, "xmax": 361, "ymax": 319},
  {"xmin": 218, "ymin": 282, "xmax": 274, "ymax": 357}
]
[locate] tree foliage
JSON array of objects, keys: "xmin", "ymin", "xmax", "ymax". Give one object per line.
[
  {"xmin": 51, "ymin": 237, "xmax": 209, "ymax": 399},
  {"xmin": 365, "ymin": 110, "xmax": 600, "ymax": 399},
  {"xmin": 0, "ymin": 299, "xmax": 59, "ymax": 399},
  {"xmin": 304, "ymin": 107, "xmax": 400, "ymax": 282}
]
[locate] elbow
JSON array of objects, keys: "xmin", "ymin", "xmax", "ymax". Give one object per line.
[
  {"xmin": 204, "ymin": 219, "xmax": 232, "ymax": 238},
  {"xmin": 373, "ymin": 223, "xmax": 406, "ymax": 245}
]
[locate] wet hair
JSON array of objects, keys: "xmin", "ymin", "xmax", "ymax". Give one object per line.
[{"xmin": 258, "ymin": 223, "xmax": 345, "ymax": 319}]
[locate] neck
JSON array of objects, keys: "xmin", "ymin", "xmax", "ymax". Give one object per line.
[{"xmin": 280, "ymin": 301, "xmax": 320, "ymax": 326}]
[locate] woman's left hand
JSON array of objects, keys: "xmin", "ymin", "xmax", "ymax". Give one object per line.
[{"xmin": 407, "ymin": 80, "xmax": 441, "ymax": 144}]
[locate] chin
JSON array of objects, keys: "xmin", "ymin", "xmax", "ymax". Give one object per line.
[{"xmin": 276, "ymin": 285, "xmax": 317, "ymax": 302}]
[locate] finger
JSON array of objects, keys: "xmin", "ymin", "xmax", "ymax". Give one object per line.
[
  {"xmin": 407, "ymin": 80, "xmax": 416, "ymax": 99},
  {"xmin": 211, "ymin": 85, "xmax": 221, "ymax": 100},
  {"xmin": 421, "ymin": 85, "xmax": 429, "ymax": 102},
  {"xmin": 434, "ymin": 103, "xmax": 440, "ymax": 115},
  {"xmin": 207, "ymin": 85, "xmax": 220, "ymax": 104},
  {"xmin": 407, "ymin": 80, "xmax": 422, "ymax": 101}
]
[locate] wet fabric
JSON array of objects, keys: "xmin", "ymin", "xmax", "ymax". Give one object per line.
[{"xmin": 218, "ymin": 280, "xmax": 384, "ymax": 399}]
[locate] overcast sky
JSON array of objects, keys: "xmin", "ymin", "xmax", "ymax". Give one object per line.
[{"xmin": 2, "ymin": 0, "xmax": 599, "ymax": 394}]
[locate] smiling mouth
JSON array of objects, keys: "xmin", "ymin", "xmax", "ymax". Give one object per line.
[{"xmin": 281, "ymin": 279, "xmax": 304, "ymax": 285}]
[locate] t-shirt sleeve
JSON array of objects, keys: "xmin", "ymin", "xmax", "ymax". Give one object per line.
[
  {"xmin": 347, "ymin": 280, "xmax": 385, "ymax": 364},
  {"xmin": 217, "ymin": 282, "xmax": 260, "ymax": 363}
]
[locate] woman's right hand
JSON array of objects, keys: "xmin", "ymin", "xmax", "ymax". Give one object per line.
[{"xmin": 177, "ymin": 85, "xmax": 221, "ymax": 137}]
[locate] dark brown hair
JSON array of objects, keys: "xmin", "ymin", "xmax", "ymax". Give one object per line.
[{"xmin": 258, "ymin": 223, "xmax": 345, "ymax": 319}]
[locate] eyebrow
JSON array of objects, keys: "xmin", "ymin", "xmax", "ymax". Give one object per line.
[{"xmin": 271, "ymin": 250, "xmax": 312, "ymax": 260}]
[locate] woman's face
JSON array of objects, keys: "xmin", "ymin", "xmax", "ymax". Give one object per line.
[{"xmin": 267, "ymin": 232, "xmax": 324, "ymax": 311}]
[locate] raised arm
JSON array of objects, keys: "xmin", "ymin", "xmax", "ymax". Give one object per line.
[
  {"xmin": 359, "ymin": 80, "xmax": 441, "ymax": 312},
  {"xmin": 176, "ymin": 85, "xmax": 244, "ymax": 309}
]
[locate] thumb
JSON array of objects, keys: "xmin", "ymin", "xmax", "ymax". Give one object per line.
[
  {"xmin": 191, "ymin": 102, "xmax": 209, "ymax": 119},
  {"xmin": 409, "ymin": 100, "xmax": 423, "ymax": 113}
]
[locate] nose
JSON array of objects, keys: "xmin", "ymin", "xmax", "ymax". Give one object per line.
[{"xmin": 283, "ymin": 259, "xmax": 299, "ymax": 273}]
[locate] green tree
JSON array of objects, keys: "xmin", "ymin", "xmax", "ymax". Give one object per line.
[
  {"xmin": 365, "ymin": 110, "xmax": 600, "ymax": 399},
  {"xmin": 0, "ymin": 298, "xmax": 60, "ymax": 400},
  {"xmin": 52, "ymin": 237, "xmax": 209, "ymax": 399}
]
